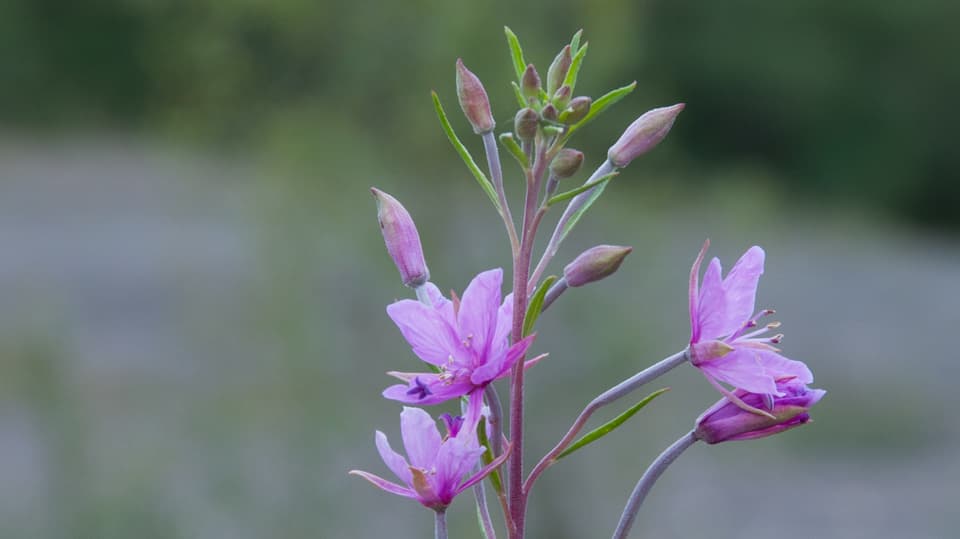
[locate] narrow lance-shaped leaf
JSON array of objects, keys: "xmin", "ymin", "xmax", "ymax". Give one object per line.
[
  {"xmin": 504, "ymin": 26, "xmax": 526, "ymax": 81},
  {"xmin": 499, "ymin": 133, "xmax": 529, "ymax": 169},
  {"xmin": 523, "ymin": 275, "xmax": 557, "ymax": 337},
  {"xmin": 569, "ymin": 29, "xmax": 583, "ymax": 55},
  {"xmin": 431, "ymin": 91, "xmax": 501, "ymax": 212},
  {"xmin": 547, "ymin": 171, "xmax": 618, "ymax": 206},
  {"xmin": 562, "ymin": 42, "xmax": 589, "ymax": 92},
  {"xmin": 476, "ymin": 416, "xmax": 503, "ymax": 494},
  {"xmin": 562, "ymin": 81, "xmax": 637, "ymax": 143},
  {"xmin": 510, "ymin": 81, "xmax": 527, "ymax": 108},
  {"xmin": 557, "ymin": 388, "xmax": 671, "ymax": 460}
]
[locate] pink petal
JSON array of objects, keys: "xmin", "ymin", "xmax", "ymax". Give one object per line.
[
  {"xmin": 698, "ymin": 349, "xmax": 779, "ymax": 395},
  {"xmin": 457, "ymin": 441, "xmax": 512, "ymax": 496},
  {"xmin": 720, "ymin": 246, "xmax": 765, "ymax": 333},
  {"xmin": 387, "ymin": 300, "xmax": 465, "ymax": 366},
  {"xmin": 400, "ymin": 407, "xmax": 442, "ymax": 469},
  {"xmin": 375, "ymin": 431, "xmax": 412, "ymax": 485},
  {"xmin": 422, "ymin": 282, "xmax": 456, "ymax": 323},
  {"xmin": 382, "ymin": 378, "xmax": 474, "ymax": 405},
  {"xmin": 492, "ymin": 292, "xmax": 514, "ymax": 354},
  {"xmin": 697, "ymin": 257, "xmax": 729, "ymax": 340},
  {"xmin": 349, "ymin": 470, "xmax": 417, "ymax": 499},
  {"xmin": 688, "ymin": 239, "xmax": 710, "ymax": 342},
  {"xmin": 434, "ymin": 436, "xmax": 484, "ymax": 502},
  {"xmin": 457, "ymin": 269, "xmax": 503, "ymax": 360},
  {"xmin": 469, "ymin": 334, "xmax": 534, "ymax": 385}
]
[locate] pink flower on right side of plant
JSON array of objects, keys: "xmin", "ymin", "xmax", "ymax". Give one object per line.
[{"xmin": 687, "ymin": 240, "xmax": 813, "ymax": 412}]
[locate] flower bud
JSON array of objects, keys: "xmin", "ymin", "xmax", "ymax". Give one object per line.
[
  {"xmin": 607, "ymin": 103, "xmax": 685, "ymax": 168},
  {"xmin": 541, "ymin": 103, "xmax": 558, "ymax": 122},
  {"xmin": 521, "ymin": 64, "xmax": 541, "ymax": 102},
  {"xmin": 559, "ymin": 96, "xmax": 591, "ymax": 124},
  {"xmin": 456, "ymin": 58, "xmax": 495, "ymax": 134},
  {"xmin": 552, "ymin": 85, "xmax": 572, "ymax": 109},
  {"xmin": 563, "ymin": 245, "xmax": 632, "ymax": 287},
  {"xmin": 371, "ymin": 187, "xmax": 430, "ymax": 287},
  {"xmin": 514, "ymin": 108, "xmax": 539, "ymax": 142},
  {"xmin": 549, "ymin": 148, "xmax": 584, "ymax": 179},
  {"xmin": 546, "ymin": 45, "xmax": 572, "ymax": 96},
  {"xmin": 694, "ymin": 381, "xmax": 826, "ymax": 444}
]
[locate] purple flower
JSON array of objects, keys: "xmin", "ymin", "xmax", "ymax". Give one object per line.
[
  {"xmin": 688, "ymin": 240, "xmax": 813, "ymax": 413},
  {"xmin": 350, "ymin": 407, "xmax": 509, "ymax": 510},
  {"xmin": 383, "ymin": 268, "xmax": 534, "ymax": 419},
  {"xmin": 695, "ymin": 379, "xmax": 826, "ymax": 444}
]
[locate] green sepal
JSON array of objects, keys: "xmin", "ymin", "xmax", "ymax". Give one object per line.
[
  {"xmin": 504, "ymin": 26, "xmax": 526, "ymax": 82},
  {"xmin": 542, "ymin": 125, "xmax": 564, "ymax": 138},
  {"xmin": 523, "ymin": 275, "xmax": 557, "ymax": 337},
  {"xmin": 511, "ymin": 81, "xmax": 527, "ymax": 108},
  {"xmin": 499, "ymin": 132, "xmax": 529, "ymax": 169},
  {"xmin": 562, "ymin": 42, "xmax": 588, "ymax": 93},
  {"xmin": 569, "ymin": 29, "xmax": 583, "ymax": 55},
  {"xmin": 547, "ymin": 171, "xmax": 618, "ymax": 206},
  {"xmin": 563, "ymin": 81, "xmax": 637, "ymax": 143},
  {"xmin": 476, "ymin": 415, "xmax": 504, "ymax": 494},
  {"xmin": 431, "ymin": 91, "xmax": 501, "ymax": 212},
  {"xmin": 556, "ymin": 388, "xmax": 671, "ymax": 460}
]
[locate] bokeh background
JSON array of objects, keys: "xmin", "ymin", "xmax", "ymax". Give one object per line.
[{"xmin": 2, "ymin": 1, "xmax": 959, "ymax": 538}]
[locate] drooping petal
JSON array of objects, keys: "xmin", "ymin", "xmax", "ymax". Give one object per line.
[
  {"xmin": 349, "ymin": 470, "xmax": 418, "ymax": 499},
  {"xmin": 749, "ymin": 348, "xmax": 813, "ymax": 385},
  {"xmin": 697, "ymin": 257, "xmax": 729, "ymax": 340},
  {"xmin": 374, "ymin": 431, "xmax": 412, "ymax": 485},
  {"xmin": 400, "ymin": 407, "xmax": 442, "ymax": 469},
  {"xmin": 720, "ymin": 246, "xmax": 765, "ymax": 333},
  {"xmin": 698, "ymin": 349, "xmax": 779, "ymax": 396},
  {"xmin": 387, "ymin": 300, "xmax": 465, "ymax": 366},
  {"xmin": 382, "ymin": 377, "xmax": 475, "ymax": 406},
  {"xmin": 457, "ymin": 268, "xmax": 503, "ymax": 360},
  {"xmin": 469, "ymin": 334, "xmax": 535, "ymax": 385}
]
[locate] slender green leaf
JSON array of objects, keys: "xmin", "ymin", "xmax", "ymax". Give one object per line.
[
  {"xmin": 504, "ymin": 26, "xmax": 526, "ymax": 81},
  {"xmin": 557, "ymin": 178, "xmax": 608, "ymax": 246},
  {"xmin": 562, "ymin": 42, "xmax": 588, "ymax": 92},
  {"xmin": 476, "ymin": 416, "xmax": 503, "ymax": 494},
  {"xmin": 511, "ymin": 81, "xmax": 527, "ymax": 108},
  {"xmin": 523, "ymin": 275, "xmax": 557, "ymax": 337},
  {"xmin": 563, "ymin": 81, "xmax": 637, "ymax": 142},
  {"xmin": 431, "ymin": 91, "xmax": 501, "ymax": 211},
  {"xmin": 569, "ymin": 29, "xmax": 583, "ymax": 55},
  {"xmin": 557, "ymin": 388, "xmax": 671, "ymax": 460},
  {"xmin": 499, "ymin": 133, "xmax": 528, "ymax": 169},
  {"xmin": 547, "ymin": 171, "xmax": 618, "ymax": 206}
]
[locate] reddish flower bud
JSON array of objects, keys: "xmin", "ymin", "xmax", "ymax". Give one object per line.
[
  {"xmin": 521, "ymin": 64, "xmax": 541, "ymax": 102},
  {"xmin": 559, "ymin": 96, "xmax": 591, "ymax": 124},
  {"xmin": 514, "ymin": 108, "xmax": 539, "ymax": 142},
  {"xmin": 541, "ymin": 103, "xmax": 558, "ymax": 122},
  {"xmin": 563, "ymin": 245, "xmax": 633, "ymax": 287},
  {"xmin": 552, "ymin": 85, "xmax": 572, "ymax": 109},
  {"xmin": 549, "ymin": 148, "xmax": 584, "ymax": 179},
  {"xmin": 607, "ymin": 103, "xmax": 685, "ymax": 167},
  {"xmin": 694, "ymin": 380, "xmax": 825, "ymax": 444},
  {"xmin": 456, "ymin": 59, "xmax": 495, "ymax": 134},
  {"xmin": 546, "ymin": 45, "xmax": 572, "ymax": 96},
  {"xmin": 371, "ymin": 188, "xmax": 429, "ymax": 287}
]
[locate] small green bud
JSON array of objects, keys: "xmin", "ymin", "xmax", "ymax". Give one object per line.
[
  {"xmin": 546, "ymin": 45, "xmax": 572, "ymax": 96},
  {"xmin": 559, "ymin": 96, "xmax": 592, "ymax": 124},
  {"xmin": 521, "ymin": 64, "xmax": 541, "ymax": 102},
  {"xmin": 552, "ymin": 85, "xmax": 572, "ymax": 109},
  {"xmin": 549, "ymin": 148, "xmax": 584, "ymax": 179},
  {"xmin": 455, "ymin": 58, "xmax": 495, "ymax": 134},
  {"xmin": 514, "ymin": 108, "xmax": 539, "ymax": 142}
]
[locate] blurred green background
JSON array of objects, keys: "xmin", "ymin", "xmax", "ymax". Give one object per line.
[{"xmin": 1, "ymin": 1, "xmax": 958, "ymax": 538}]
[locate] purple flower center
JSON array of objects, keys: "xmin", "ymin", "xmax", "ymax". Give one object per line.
[
  {"xmin": 440, "ymin": 413, "xmax": 464, "ymax": 437},
  {"xmin": 406, "ymin": 377, "xmax": 432, "ymax": 400}
]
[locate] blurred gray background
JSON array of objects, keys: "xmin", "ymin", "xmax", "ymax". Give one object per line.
[{"xmin": 1, "ymin": 0, "xmax": 958, "ymax": 537}]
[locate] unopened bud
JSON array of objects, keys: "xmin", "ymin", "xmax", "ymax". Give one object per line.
[
  {"xmin": 371, "ymin": 188, "xmax": 430, "ymax": 287},
  {"xmin": 694, "ymin": 381, "xmax": 825, "ymax": 444},
  {"xmin": 559, "ymin": 96, "xmax": 591, "ymax": 124},
  {"xmin": 521, "ymin": 64, "xmax": 541, "ymax": 102},
  {"xmin": 549, "ymin": 148, "xmax": 584, "ymax": 179},
  {"xmin": 563, "ymin": 245, "xmax": 632, "ymax": 287},
  {"xmin": 607, "ymin": 103, "xmax": 685, "ymax": 167},
  {"xmin": 514, "ymin": 108, "xmax": 539, "ymax": 142},
  {"xmin": 552, "ymin": 85, "xmax": 572, "ymax": 109},
  {"xmin": 456, "ymin": 59, "xmax": 495, "ymax": 134},
  {"xmin": 541, "ymin": 103, "xmax": 558, "ymax": 122},
  {"xmin": 546, "ymin": 45, "xmax": 572, "ymax": 96}
]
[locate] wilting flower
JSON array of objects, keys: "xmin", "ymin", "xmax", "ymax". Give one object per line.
[
  {"xmin": 350, "ymin": 407, "xmax": 509, "ymax": 510},
  {"xmin": 695, "ymin": 379, "xmax": 826, "ymax": 444},
  {"xmin": 688, "ymin": 240, "xmax": 813, "ymax": 413},
  {"xmin": 383, "ymin": 269, "xmax": 534, "ymax": 420}
]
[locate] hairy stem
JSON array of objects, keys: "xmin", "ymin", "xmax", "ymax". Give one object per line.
[
  {"xmin": 610, "ymin": 431, "xmax": 698, "ymax": 539},
  {"xmin": 524, "ymin": 349, "xmax": 688, "ymax": 494}
]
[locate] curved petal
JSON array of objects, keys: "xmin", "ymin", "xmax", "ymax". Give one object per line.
[
  {"xmin": 434, "ymin": 436, "xmax": 484, "ymax": 504},
  {"xmin": 457, "ymin": 269, "xmax": 503, "ymax": 360},
  {"xmin": 421, "ymin": 282, "xmax": 456, "ymax": 324},
  {"xmin": 382, "ymin": 377, "xmax": 475, "ymax": 406},
  {"xmin": 400, "ymin": 407, "xmax": 442, "ymax": 469},
  {"xmin": 698, "ymin": 349, "xmax": 779, "ymax": 396},
  {"xmin": 688, "ymin": 239, "xmax": 710, "ymax": 342},
  {"xmin": 697, "ymin": 257, "xmax": 729, "ymax": 340},
  {"xmin": 349, "ymin": 470, "xmax": 417, "ymax": 499},
  {"xmin": 751, "ymin": 348, "xmax": 813, "ymax": 385},
  {"xmin": 721, "ymin": 246, "xmax": 765, "ymax": 332},
  {"xmin": 492, "ymin": 292, "xmax": 514, "ymax": 355},
  {"xmin": 469, "ymin": 334, "xmax": 534, "ymax": 385},
  {"xmin": 374, "ymin": 431, "xmax": 412, "ymax": 485},
  {"xmin": 387, "ymin": 300, "xmax": 465, "ymax": 366}
]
